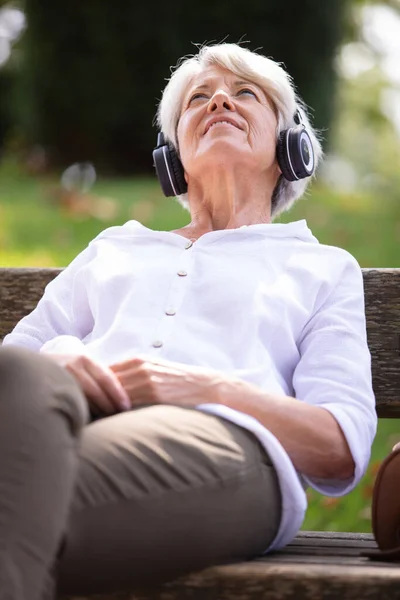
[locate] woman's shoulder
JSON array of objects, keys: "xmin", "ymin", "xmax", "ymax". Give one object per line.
[
  {"xmin": 90, "ymin": 220, "xmax": 146, "ymax": 244},
  {"xmin": 275, "ymin": 220, "xmax": 361, "ymax": 273},
  {"xmin": 318, "ymin": 242, "xmax": 361, "ymax": 275},
  {"xmin": 292, "ymin": 226, "xmax": 361, "ymax": 269},
  {"xmin": 311, "ymin": 240, "xmax": 360, "ymax": 265},
  {"xmin": 288, "ymin": 239, "xmax": 363, "ymax": 293}
]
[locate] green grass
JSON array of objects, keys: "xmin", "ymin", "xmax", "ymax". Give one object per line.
[
  {"xmin": 1, "ymin": 158, "xmax": 399, "ymax": 269},
  {"xmin": 1, "ymin": 157, "xmax": 399, "ymax": 532},
  {"xmin": 0, "ymin": 159, "xmax": 190, "ymax": 266}
]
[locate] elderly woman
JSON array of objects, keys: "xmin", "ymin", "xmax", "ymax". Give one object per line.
[{"xmin": 1, "ymin": 43, "xmax": 376, "ymax": 599}]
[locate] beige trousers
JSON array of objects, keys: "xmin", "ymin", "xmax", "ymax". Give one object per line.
[{"xmin": 0, "ymin": 346, "xmax": 281, "ymax": 599}]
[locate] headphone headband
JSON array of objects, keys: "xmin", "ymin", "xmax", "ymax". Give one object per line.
[{"xmin": 294, "ymin": 109, "xmax": 303, "ymax": 126}]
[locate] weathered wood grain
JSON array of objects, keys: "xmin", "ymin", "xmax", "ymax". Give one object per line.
[
  {"xmin": 363, "ymin": 269, "xmax": 400, "ymax": 416},
  {"xmin": 59, "ymin": 532, "xmax": 400, "ymax": 600},
  {"xmin": 1, "ymin": 268, "xmax": 399, "ymax": 415},
  {"xmin": 0, "ymin": 267, "xmax": 62, "ymax": 339}
]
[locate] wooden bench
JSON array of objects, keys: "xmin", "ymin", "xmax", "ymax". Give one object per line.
[{"xmin": 1, "ymin": 267, "xmax": 400, "ymax": 599}]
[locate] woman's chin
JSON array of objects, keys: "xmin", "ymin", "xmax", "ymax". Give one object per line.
[{"xmin": 196, "ymin": 144, "xmax": 253, "ymax": 171}]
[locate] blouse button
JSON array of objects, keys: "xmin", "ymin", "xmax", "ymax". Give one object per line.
[
  {"xmin": 165, "ymin": 308, "xmax": 176, "ymax": 316},
  {"xmin": 152, "ymin": 340, "xmax": 163, "ymax": 348},
  {"xmin": 177, "ymin": 270, "xmax": 187, "ymax": 277},
  {"xmin": 185, "ymin": 240, "xmax": 193, "ymax": 249}
]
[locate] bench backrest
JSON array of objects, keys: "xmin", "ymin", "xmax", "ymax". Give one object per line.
[{"xmin": 0, "ymin": 267, "xmax": 399, "ymax": 417}]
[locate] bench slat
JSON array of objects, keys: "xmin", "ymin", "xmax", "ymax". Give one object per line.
[
  {"xmin": 363, "ymin": 269, "xmax": 400, "ymax": 417},
  {"xmin": 141, "ymin": 561, "xmax": 400, "ymax": 599},
  {"xmin": 296, "ymin": 531, "xmax": 374, "ymax": 540},
  {"xmin": 60, "ymin": 538, "xmax": 400, "ymax": 600},
  {"xmin": 289, "ymin": 538, "xmax": 376, "ymax": 550},
  {"xmin": 1, "ymin": 268, "xmax": 399, "ymax": 417}
]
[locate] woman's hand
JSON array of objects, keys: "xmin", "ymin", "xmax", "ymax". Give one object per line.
[
  {"xmin": 45, "ymin": 353, "xmax": 131, "ymax": 415},
  {"xmin": 109, "ymin": 356, "xmax": 224, "ymax": 408}
]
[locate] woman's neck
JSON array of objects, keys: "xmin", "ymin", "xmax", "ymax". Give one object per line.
[{"xmin": 183, "ymin": 167, "xmax": 276, "ymax": 233}]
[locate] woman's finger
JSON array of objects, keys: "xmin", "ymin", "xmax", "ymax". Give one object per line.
[
  {"xmin": 85, "ymin": 360, "xmax": 131, "ymax": 412},
  {"xmin": 65, "ymin": 363, "xmax": 118, "ymax": 415}
]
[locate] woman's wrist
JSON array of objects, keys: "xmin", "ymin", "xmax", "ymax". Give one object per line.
[
  {"xmin": 213, "ymin": 375, "xmax": 260, "ymax": 409},
  {"xmin": 40, "ymin": 335, "xmax": 87, "ymax": 356}
]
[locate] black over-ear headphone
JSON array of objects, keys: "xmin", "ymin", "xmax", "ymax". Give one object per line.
[
  {"xmin": 153, "ymin": 110, "xmax": 315, "ymax": 197},
  {"xmin": 276, "ymin": 110, "xmax": 315, "ymax": 182},
  {"xmin": 153, "ymin": 133, "xmax": 187, "ymax": 197}
]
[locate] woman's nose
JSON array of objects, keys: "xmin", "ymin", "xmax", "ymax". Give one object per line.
[{"xmin": 207, "ymin": 90, "xmax": 235, "ymax": 113}]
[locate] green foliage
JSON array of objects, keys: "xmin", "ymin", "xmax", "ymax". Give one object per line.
[
  {"xmin": 333, "ymin": 69, "xmax": 400, "ymax": 200},
  {"xmin": 15, "ymin": 0, "xmax": 347, "ymax": 172}
]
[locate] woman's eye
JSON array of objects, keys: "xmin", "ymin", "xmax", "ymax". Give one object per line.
[
  {"xmin": 189, "ymin": 93, "xmax": 208, "ymax": 103},
  {"xmin": 237, "ymin": 88, "xmax": 257, "ymax": 98}
]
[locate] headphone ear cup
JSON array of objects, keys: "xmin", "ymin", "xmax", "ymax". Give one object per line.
[
  {"xmin": 168, "ymin": 146, "xmax": 187, "ymax": 196},
  {"xmin": 277, "ymin": 127, "xmax": 315, "ymax": 182},
  {"xmin": 153, "ymin": 134, "xmax": 187, "ymax": 197},
  {"xmin": 277, "ymin": 130, "xmax": 296, "ymax": 181}
]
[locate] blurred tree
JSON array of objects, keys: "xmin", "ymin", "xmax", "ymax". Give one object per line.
[
  {"xmin": 325, "ymin": 0, "xmax": 400, "ymax": 202},
  {"xmin": 0, "ymin": 3, "xmax": 26, "ymax": 154},
  {"xmin": 0, "ymin": 70, "xmax": 13, "ymax": 151},
  {"xmin": 16, "ymin": 0, "xmax": 347, "ymax": 172}
]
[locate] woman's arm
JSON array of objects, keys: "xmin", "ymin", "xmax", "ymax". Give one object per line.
[
  {"xmin": 214, "ymin": 377, "xmax": 355, "ymax": 480},
  {"xmin": 217, "ymin": 252, "xmax": 376, "ymax": 485},
  {"xmin": 2, "ymin": 240, "xmax": 131, "ymax": 414},
  {"xmin": 109, "ymin": 353, "xmax": 356, "ymax": 480},
  {"xmin": 109, "ymin": 351, "xmax": 354, "ymax": 481},
  {"xmin": 2, "ymin": 245, "xmax": 95, "ymax": 352}
]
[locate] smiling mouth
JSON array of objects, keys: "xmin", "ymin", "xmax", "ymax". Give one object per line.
[{"xmin": 205, "ymin": 120, "xmax": 241, "ymax": 134}]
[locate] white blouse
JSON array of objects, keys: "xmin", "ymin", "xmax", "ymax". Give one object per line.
[{"xmin": 2, "ymin": 219, "xmax": 377, "ymax": 551}]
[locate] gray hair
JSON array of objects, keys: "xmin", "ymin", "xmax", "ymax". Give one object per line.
[{"xmin": 157, "ymin": 43, "xmax": 323, "ymax": 220}]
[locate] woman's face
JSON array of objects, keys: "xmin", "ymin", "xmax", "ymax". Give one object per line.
[{"xmin": 177, "ymin": 64, "xmax": 279, "ymax": 181}]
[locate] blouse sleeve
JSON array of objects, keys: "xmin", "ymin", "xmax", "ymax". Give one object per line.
[
  {"xmin": 2, "ymin": 243, "xmax": 97, "ymax": 355},
  {"xmin": 292, "ymin": 252, "xmax": 377, "ymax": 496}
]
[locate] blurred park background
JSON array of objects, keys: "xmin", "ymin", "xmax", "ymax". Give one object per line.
[{"xmin": 0, "ymin": 0, "xmax": 399, "ymax": 532}]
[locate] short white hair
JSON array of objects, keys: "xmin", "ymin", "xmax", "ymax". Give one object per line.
[{"xmin": 157, "ymin": 43, "xmax": 323, "ymax": 220}]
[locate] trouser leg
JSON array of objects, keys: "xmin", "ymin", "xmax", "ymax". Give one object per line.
[
  {"xmin": 0, "ymin": 346, "xmax": 88, "ymax": 600},
  {"xmin": 57, "ymin": 405, "xmax": 282, "ymax": 595}
]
